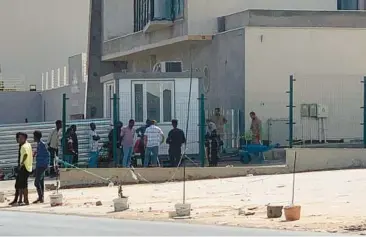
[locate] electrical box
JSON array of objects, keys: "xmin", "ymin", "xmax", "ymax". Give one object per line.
[
  {"xmin": 309, "ymin": 104, "xmax": 318, "ymax": 118},
  {"xmin": 300, "ymin": 104, "xmax": 310, "ymax": 117},
  {"xmin": 317, "ymin": 104, "xmax": 329, "ymax": 118}
]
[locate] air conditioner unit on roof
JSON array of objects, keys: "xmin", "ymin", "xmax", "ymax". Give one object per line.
[{"xmin": 152, "ymin": 61, "xmax": 183, "ymax": 72}]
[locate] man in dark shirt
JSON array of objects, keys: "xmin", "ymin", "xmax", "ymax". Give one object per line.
[
  {"xmin": 108, "ymin": 121, "xmax": 123, "ymax": 164},
  {"xmin": 9, "ymin": 132, "xmax": 21, "ymax": 206},
  {"xmin": 70, "ymin": 125, "xmax": 79, "ymax": 165},
  {"xmin": 166, "ymin": 119, "xmax": 186, "ymax": 167}
]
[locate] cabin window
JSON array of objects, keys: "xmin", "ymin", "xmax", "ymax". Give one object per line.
[{"xmin": 132, "ymin": 80, "xmax": 174, "ymax": 123}]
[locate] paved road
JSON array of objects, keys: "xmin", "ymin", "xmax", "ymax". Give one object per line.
[{"xmin": 0, "ymin": 211, "xmax": 336, "ymax": 236}]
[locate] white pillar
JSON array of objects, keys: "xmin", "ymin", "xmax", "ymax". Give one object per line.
[
  {"xmin": 57, "ymin": 68, "xmax": 61, "ymax": 87},
  {"xmin": 51, "ymin": 70, "xmax": 55, "ymax": 89},
  {"xmin": 63, "ymin": 66, "xmax": 67, "ymax": 86},
  {"xmin": 45, "ymin": 72, "xmax": 49, "ymax": 90},
  {"xmin": 41, "ymin": 73, "xmax": 44, "ymax": 91}
]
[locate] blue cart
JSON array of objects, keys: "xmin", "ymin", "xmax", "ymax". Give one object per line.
[{"xmin": 239, "ymin": 143, "xmax": 279, "ymax": 164}]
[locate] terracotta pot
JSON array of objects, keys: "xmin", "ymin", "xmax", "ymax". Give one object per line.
[
  {"xmin": 284, "ymin": 205, "xmax": 301, "ymax": 221},
  {"xmin": 267, "ymin": 205, "xmax": 283, "ymax": 218}
]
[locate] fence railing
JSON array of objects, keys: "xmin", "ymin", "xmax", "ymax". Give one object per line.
[{"xmin": 288, "ymin": 74, "xmax": 365, "ymax": 148}]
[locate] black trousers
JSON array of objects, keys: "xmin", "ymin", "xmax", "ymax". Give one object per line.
[
  {"xmin": 206, "ymin": 145, "xmax": 219, "ymax": 167},
  {"xmin": 169, "ymin": 146, "xmax": 182, "ymax": 167},
  {"xmin": 17, "ymin": 167, "xmax": 30, "ymax": 189},
  {"xmin": 14, "ymin": 169, "xmax": 21, "ymax": 189},
  {"xmin": 138, "ymin": 138, "xmax": 145, "ymax": 166}
]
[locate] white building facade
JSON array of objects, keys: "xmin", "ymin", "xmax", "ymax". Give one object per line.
[{"xmin": 100, "ymin": 0, "xmax": 366, "ymax": 145}]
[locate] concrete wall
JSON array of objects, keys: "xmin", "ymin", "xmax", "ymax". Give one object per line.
[
  {"xmin": 122, "ymin": 29, "xmax": 245, "ymax": 111},
  {"xmin": 245, "ymin": 27, "xmax": 366, "ymax": 140},
  {"xmin": 102, "ymin": 0, "xmax": 134, "ymax": 41},
  {"xmin": 60, "ymin": 147, "xmax": 366, "ymax": 188},
  {"xmin": 102, "ymin": 0, "xmax": 336, "ymax": 59},
  {"xmin": 0, "ymin": 91, "xmax": 42, "ymax": 124},
  {"xmin": 41, "ymin": 83, "xmax": 86, "ymax": 122},
  {"xmin": 60, "ymin": 165, "xmax": 288, "ymax": 187},
  {"xmin": 186, "ymin": 0, "xmax": 336, "ymax": 34},
  {"xmin": 286, "ymin": 148, "xmax": 366, "ymax": 172},
  {"xmin": 88, "ymin": 0, "xmax": 126, "ymax": 119}
]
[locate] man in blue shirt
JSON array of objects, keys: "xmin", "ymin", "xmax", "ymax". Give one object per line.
[{"xmin": 33, "ymin": 130, "xmax": 50, "ymax": 204}]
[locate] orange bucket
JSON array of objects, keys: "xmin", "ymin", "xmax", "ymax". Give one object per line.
[{"xmin": 284, "ymin": 205, "xmax": 301, "ymax": 221}]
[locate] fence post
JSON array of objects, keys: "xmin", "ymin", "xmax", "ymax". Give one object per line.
[
  {"xmin": 287, "ymin": 75, "xmax": 295, "ymax": 148},
  {"xmin": 61, "ymin": 93, "xmax": 68, "ymax": 161},
  {"xmin": 363, "ymin": 76, "xmax": 366, "ymax": 148},
  {"xmin": 112, "ymin": 93, "xmax": 118, "ymax": 167},
  {"xmin": 198, "ymin": 93, "xmax": 206, "ymax": 167}
]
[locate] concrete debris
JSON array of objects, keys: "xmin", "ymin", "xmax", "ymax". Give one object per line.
[
  {"xmin": 245, "ymin": 211, "xmax": 255, "ymax": 216},
  {"xmin": 238, "ymin": 207, "xmax": 256, "ymax": 216},
  {"xmin": 344, "ymin": 225, "xmax": 366, "ymax": 232},
  {"xmin": 247, "ymin": 206, "xmax": 258, "ymax": 211}
]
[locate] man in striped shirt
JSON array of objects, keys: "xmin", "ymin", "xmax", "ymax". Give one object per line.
[{"xmin": 144, "ymin": 120, "xmax": 164, "ymax": 167}]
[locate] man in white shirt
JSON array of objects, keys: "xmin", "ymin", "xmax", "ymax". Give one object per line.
[
  {"xmin": 144, "ymin": 120, "xmax": 164, "ymax": 167},
  {"xmin": 89, "ymin": 123, "xmax": 100, "ymax": 168},
  {"xmin": 47, "ymin": 120, "xmax": 62, "ymax": 177}
]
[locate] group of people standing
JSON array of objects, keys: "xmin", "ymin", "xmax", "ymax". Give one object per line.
[
  {"xmin": 204, "ymin": 109, "xmax": 262, "ymax": 167},
  {"xmin": 95, "ymin": 119, "xmax": 186, "ymax": 168},
  {"xmin": 9, "ymin": 130, "xmax": 50, "ymax": 206}
]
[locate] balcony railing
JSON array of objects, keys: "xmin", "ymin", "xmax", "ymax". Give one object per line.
[{"xmin": 134, "ymin": 0, "xmax": 184, "ymax": 32}]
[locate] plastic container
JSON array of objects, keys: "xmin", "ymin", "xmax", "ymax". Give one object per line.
[
  {"xmin": 50, "ymin": 193, "xmax": 63, "ymax": 207},
  {"xmin": 284, "ymin": 205, "xmax": 301, "ymax": 221},
  {"xmin": 175, "ymin": 203, "xmax": 191, "ymax": 217},
  {"xmin": 113, "ymin": 197, "xmax": 129, "ymax": 212},
  {"xmin": 267, "ymin": 205, "xmax": 283, "ymax": 218}
]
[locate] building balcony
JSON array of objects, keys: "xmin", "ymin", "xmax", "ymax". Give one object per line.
[
  {"xmin": 102, "ymin": 19, "xmax": 212, "ymax": 61},
  {"xmin": 101, "ymin": 0, "xmax": 212, "ymax": 61},
  {"xmin": 102, "ymin": 19, "xmax": 186, "ymax": 61}
]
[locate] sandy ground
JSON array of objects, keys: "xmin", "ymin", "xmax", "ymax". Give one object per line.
[{"xmin": 1, "ymin": 169, "xmax": 366, "ymax": 234}]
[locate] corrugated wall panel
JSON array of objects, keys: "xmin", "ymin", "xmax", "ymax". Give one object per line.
[{"xmin": 0, "ymin": 119, "xmax": 111, "ymax": 169}]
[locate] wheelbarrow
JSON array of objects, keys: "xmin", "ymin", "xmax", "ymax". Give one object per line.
[{"xmin": 239, "ymin": 143, "xmax": 279, "ymax": 164}]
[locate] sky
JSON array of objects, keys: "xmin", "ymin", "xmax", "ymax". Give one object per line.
[{"xmin": 0, "ymin": 0, "xmax": 90, "ymax": 89}]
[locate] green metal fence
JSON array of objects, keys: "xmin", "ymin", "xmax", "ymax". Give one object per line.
[{"xmin": 288, "ymin": 74, "xmax": 366, "ymax": 148}]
